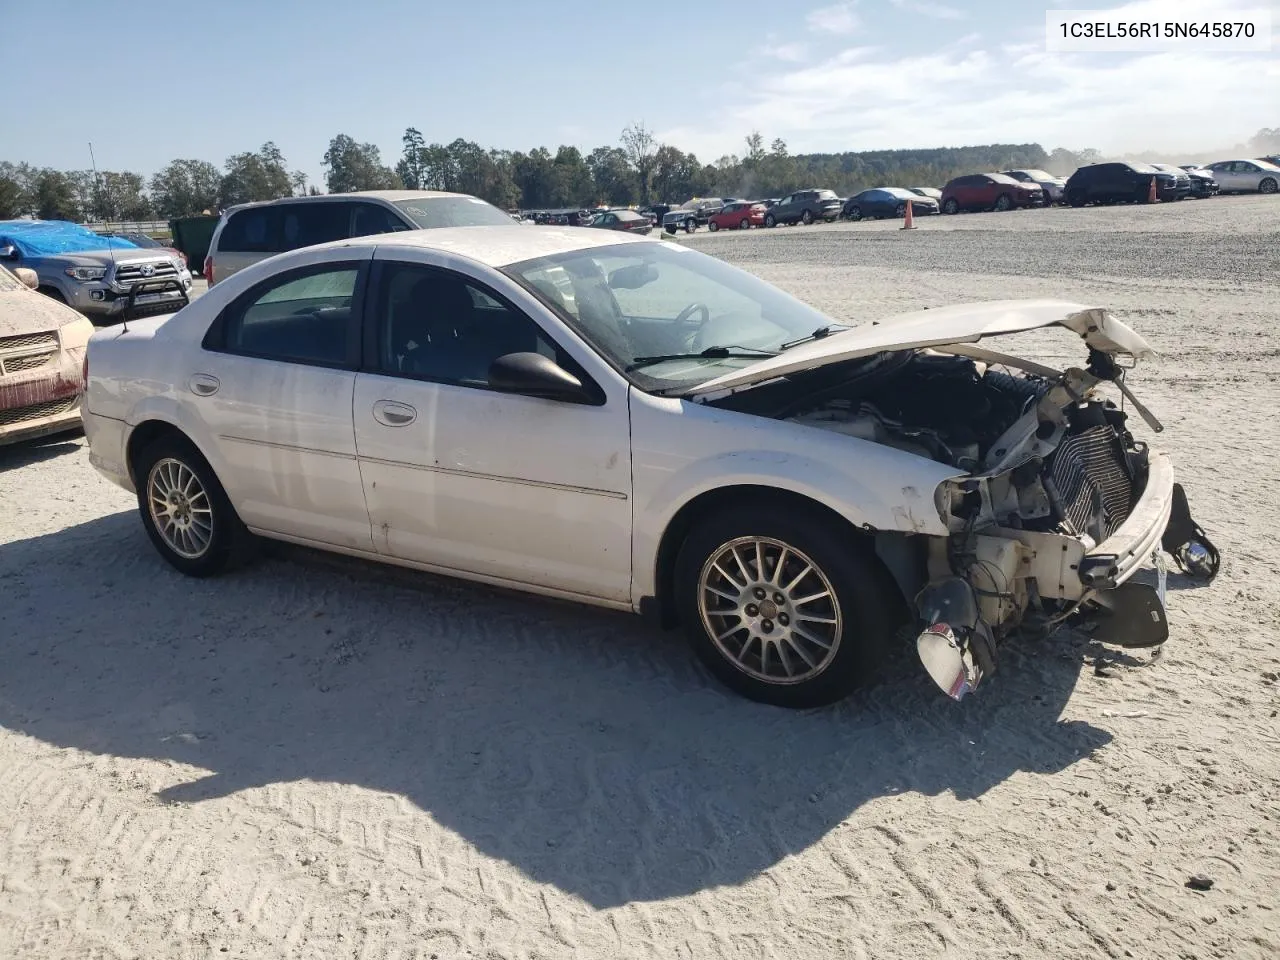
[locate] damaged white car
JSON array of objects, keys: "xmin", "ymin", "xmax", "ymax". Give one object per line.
[{"xmin": 81, "ymin": 227, "xmax": 1219, "ymax": 708}]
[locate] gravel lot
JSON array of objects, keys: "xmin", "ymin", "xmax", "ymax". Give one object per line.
[{"xmin": 2, "ymin": 196, "xmax": 1278, "ymax": 959}]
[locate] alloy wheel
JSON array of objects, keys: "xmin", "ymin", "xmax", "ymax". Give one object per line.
[
  {"xmin": 697, "ymin": 536, "xmax": 843, "ymax": 685},
  {"xmin": 147, "ymin": 457, "xmax": 214, "ymax": 559}
]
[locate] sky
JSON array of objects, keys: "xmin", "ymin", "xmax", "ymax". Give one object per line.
[{"xmin": 2, "ymin": 0, "xmax": 1276, "ymax": 186}]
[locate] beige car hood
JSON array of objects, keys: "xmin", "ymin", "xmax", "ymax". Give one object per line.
[
  {"xmin": 0, "ymin": 268, "xmax": 85, "ymax": 337},
  {"xmin": 687, "ymin": 299, "xmax": 1154, "ymax": 396}
]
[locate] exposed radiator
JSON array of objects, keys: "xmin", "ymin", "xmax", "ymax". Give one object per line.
[{"xmin": 1047, "ymin": 425, "xmax": 1134, "ymax": 541}]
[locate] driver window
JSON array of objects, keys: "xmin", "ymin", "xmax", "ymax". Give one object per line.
[{"xmin": 376, "ymin": 262, "xmax": 560, "ymax": 387}]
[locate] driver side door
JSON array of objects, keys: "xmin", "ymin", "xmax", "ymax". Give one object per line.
[{"xmin": 352, "ymin": 254, "xmax": 634, "ymax": 603}]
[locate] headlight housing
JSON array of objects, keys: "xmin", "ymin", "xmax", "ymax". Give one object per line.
[{"xmin": 65, "ymin": 266, "xmax": 107, "ymax": 282}]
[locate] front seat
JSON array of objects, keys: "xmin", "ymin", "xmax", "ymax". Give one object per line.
[{"xmin": 390, "ymin": 274, "xmax": 477, "ymax": 380}]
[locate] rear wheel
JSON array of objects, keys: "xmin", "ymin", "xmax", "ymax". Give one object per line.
[
  {"xmin": 994, "ymin": 193, "xmax": 1012, "ymax": 211},
  {"xmin": 134, "ymin": 434, "xmax": 254, "ymax": 577},
  {"xmin": 1260, "ymin": 177, "xmax": 1278, "ymax": 194},
  {"xmin": 894, "ymin": 202, "xmax": 906, "ymax": 218},
  {"xmin": 942, "ymin": 198, "xmax": 959, "ymax": 214},
  {"xmin": 764, "ymin": 213, "xmax": 776, "ymax": 228},
  {"xmin": 674, "ymin": 504, "xmax": 899, "ymax": 708},
  {"xmin": 800, "ymin": 209, "xmax": 814, "ymax": 225},
  {"xmin": 739, "ymin": 217, "xmax": 750, "ymax": 230}
]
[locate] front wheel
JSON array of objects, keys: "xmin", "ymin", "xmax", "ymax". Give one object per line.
[
  {"xmin": 674, "ymin": 506, "xmax": 899, "ymax": 708},
  {"xmin": 894, "ymin": 202, "xmax": 906, "ymax": 218},
  {"xmin": 134, "ymin": 434, "xmax": 254, "ymax": 577},
  {"xmin": 942, "ymin": 198, "xmax": 959, "ymax": 214},
  {"xmin": 846, "ymin": 205, "xmax": 862, "ymax": 221},
  {"xmin": 994, "ymin": 193, "xmax": 1012, "ymax": 211},
  {"xmin": 707, "ymin": 220, "xmax": 718, "ymax": 232},
  {"xmin": 1066, "ymin": 188, "xmax": 1086, "ymax": 207},
  {"xmin": 800, "ymin": 209, "xmax": 814, "ymax": 225},
  {"xmin": 1260, "ymin": 177, "xmax": 1278, "ymax": 194},
  {"xmin": 684, "ymin": 219, "xmax": 696, "ymax": 234}
]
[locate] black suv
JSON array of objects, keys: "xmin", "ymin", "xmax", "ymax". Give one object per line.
[
  {"xmin": 1064, "ymin": 162, "xmax": 1179, "ymax": 206},
  {"xmin": 764, "ymin": 189, "xmax": 842, "ymax": 226}
]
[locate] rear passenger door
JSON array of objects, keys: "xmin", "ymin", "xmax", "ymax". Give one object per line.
[
  {"xmin": 191, "ymin": 246, "xmax": 374, "ymax": 549},
  {"xmin": 351, "ymin": 254, "xmax": 634, "ymax": 601}
]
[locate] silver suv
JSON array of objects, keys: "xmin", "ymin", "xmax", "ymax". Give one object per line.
[
  {"xmin": 204, "ymin": 190, "xmax": 516, "ymax": 286},
  {"xmin": 0, "ymin": 221, "xmax": 193, "ymax": 321}
]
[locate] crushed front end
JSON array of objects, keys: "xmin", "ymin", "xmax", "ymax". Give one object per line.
[{"xmin": 922, "ymin": 350, "xmax": 1220, "ymax": 699}]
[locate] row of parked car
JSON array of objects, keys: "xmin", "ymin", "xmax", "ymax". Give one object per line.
[{"xmin": 632, "ymin": 156, "xmax": 1280, "ymax": 232}]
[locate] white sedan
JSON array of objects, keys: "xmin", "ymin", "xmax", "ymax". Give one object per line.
[
  {"xmin": 1203, "ymin": 158, "xmax": 1280, "ymax": 194},
  {"xmin": 82, "ymin": 226, "xmax": 1220, "ymax": 708}
]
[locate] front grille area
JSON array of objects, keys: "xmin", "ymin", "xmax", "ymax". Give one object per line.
[
  {"xmin": 113, "ymin": 260, "xmax": 178, "ymax": 285},
  {"xmin": 1, "ymin": 352, "xmax": 56, "ymax": 375},
  {"xmin": 1047, "ymin": 425, "xmax": 1134, "ymax": 540},
  {"xmin": 0, "ymin": 331, "xmax": 58, "ymax": 353},
  {"xmin": 0, "ymin": 395, "xmax": 77, "ymax": 428}
]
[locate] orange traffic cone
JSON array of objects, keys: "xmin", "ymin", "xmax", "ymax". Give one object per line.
[
  {"xmin": 901, "ymin": 199, "xmax": 916, "ymax": 229},
  {"xmin": 1147, "ymin": 178, "xmax": 1157, "ymax": 203}
]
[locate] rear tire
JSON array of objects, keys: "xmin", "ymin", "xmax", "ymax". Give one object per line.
[
  {"xmin": 800, "ymin": 209, "xmax": 814, "ymax": 225},
  {"xmin": 765, "ymin": 213, "xmax": 776, "ymax": 228},
  {"xmin": 664, "ymin": 224, "xmax": 677, "ymax": 235},
  {"xmin": 739, "ymin": 217, "xmax": 750, "ymax": 230},
  {"xmin": 674, "ymin": 503, "xmax": 899, "ymax": 708},
  {"xmin": 894, "ymin": 202, "xmax": 906, "ymax": 218},
  {"xmin": 133, "ymin": 434, "xmax": 255, "ymax": 577}
]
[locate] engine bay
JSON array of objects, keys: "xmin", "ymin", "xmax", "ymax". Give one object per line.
[{"xmin": 711, "ymin": 351, "xmax": 1048, "ymax": 471}]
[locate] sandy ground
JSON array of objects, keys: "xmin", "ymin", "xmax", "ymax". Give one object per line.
[{"xmin": 1, "ymin": 196, "xmax": 1278, "ymax": 959}]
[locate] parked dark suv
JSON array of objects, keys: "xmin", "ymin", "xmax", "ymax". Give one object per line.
[
  {"xmin": 763, "ymin": 189, "xmax": 842, "ymax": 227},
  {"xmin": 1064, "ymin": 163, "xmax": 1179, "ymax": 207}
]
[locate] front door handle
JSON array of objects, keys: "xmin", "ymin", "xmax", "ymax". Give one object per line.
[
  {"xmin": 372, "ymin": 400, "xmax": 417, "ymax": 427},
  {"xmin": 188, "ymin": 374, "xmax": 220, "ymax": 397}
]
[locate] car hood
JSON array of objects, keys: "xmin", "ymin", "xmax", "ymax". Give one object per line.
[
  {"xmin": 685, "ymin": 299, "xmax": 1154, "ymax": 397},
  {"xmin": 39, "ymin": 249, "xmax": 179, "ymax": 267},
  {"xmin": 0, "ymin": 273, "xmax": 86, "ymax": 336}
]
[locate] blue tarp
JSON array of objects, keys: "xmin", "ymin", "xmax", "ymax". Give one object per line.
[{"xmin": 0, "ymin": 220, "xmax": 140, "ymax": 257}]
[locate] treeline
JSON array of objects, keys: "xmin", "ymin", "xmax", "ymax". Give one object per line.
[{"xmin": 4, "ymin": 126, "xmax": 1278, "ymax": 222}]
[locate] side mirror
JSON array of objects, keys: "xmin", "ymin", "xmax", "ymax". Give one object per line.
[
  {"xmin": 0, "ymin": 244, "xmax": 18, "ymax": 260},
  {"xmin": 488, "ymin": 352, "xmax": 592, "ymax": 403},
  {"xmin": 14, "ymin": 267, "xmax": 38, "ymax": 289}
]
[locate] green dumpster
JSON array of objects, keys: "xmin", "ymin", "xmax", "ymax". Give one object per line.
[{"xmin": 168, "ymin": 215, "xmax": 221, "ymax": 276}]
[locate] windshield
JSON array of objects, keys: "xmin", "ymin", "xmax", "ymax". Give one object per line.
[
  {"xmin": 392, "ymin": 196, "xmax": 515, "ymax": 229},
  {"xmin": 505, "ymin": 241, "xmax": 839, "ymax": 391}
]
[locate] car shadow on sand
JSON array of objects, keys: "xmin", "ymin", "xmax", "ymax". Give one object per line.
[
  {"xmin": 0, "ymin": 434, "xmax": 83, "ymax": 472},
  {"xmin": 0, "ymin": 512, "xmax": 1111, "ymax": 909}
]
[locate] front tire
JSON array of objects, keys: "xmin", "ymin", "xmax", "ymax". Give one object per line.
[
  {"xmin": 800, "ymin": 209, "xmax": 814, "ymax": 225},
  {"xmin": 1260, "ymin": 177, "xmax": 1278, "ymax": 194},
  {"xmin": 846, "ymin": 205, "xmax": 862, "ymax": 221},
  {"xmin": 134, "ymin": 434, "xmax": 254, "ymax": 577},
  {"xmin": 1067, "ymin": 187, "xmax": 1086, "ymax": 207},
  {"xmin": 942, "ymin": 198, "xmax": 959, "ymax": 214},
  {"xmin": 708, "ymin": 220, "xmax": 719, "ymax": 232},
  {"xmin": 994, "ymin": 193, "xmax": 1012, "ymax": 211},
  {"xmin": 674, "ymin": 505, "xmax": 899, "ymax": 708},
  {"xmin": 684, "ymin": 219, "xmax": 696, "ymax": 234}
]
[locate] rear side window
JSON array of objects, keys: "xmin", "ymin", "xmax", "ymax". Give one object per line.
[
  {"xmin": 212, "ymin": 264, "xmax": 362, "ymax": 367},
  {"xmin": 280, "ymin": 203, "xmax": 350, "ymax": 251},
  {"xmin": 351, "ymin": 202, "xmax": 412, "ymax": 237},
  {"xmin": 217, "ymin": 207, "xmax": 279, "ymax": 253},
  {"xmin": 817, "ymin": 190, "xmax": 838, "ymax": 200}
]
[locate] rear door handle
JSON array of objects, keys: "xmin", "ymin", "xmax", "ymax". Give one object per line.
[
  {"xmin": 372, "ymin": 400, "xmax": 417, "ymax": 427},
  {"xmin": 188, "ymin": 374, "xmax": 220, "ymax": 397}
]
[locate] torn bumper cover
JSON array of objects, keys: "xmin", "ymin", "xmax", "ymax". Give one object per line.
[{"xmin": 916, "ymin": 446, "xmax": 1220, "ymax": 700}]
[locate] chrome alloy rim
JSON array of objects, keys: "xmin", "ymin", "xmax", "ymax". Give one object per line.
[
  {"xmin": 697, "ymin": 536, "xmax": 843, "ymax": 684},
  {"xmin": 147, "ymin": 457, "xmax": 213, "ymax": 559}
]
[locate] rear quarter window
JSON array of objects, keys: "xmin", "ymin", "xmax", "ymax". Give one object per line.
[{"xmin": 216, "ymin": 207, "xmax": 279, "ymax": 253}]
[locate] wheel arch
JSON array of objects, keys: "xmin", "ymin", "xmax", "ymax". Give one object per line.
[
  {"xmin": 647, "ymin": 484, "xmax": 919, "ymax": 629},
  {"xmin": 126, "ymin": 418, "xmax": 204, "ymax": 487}
]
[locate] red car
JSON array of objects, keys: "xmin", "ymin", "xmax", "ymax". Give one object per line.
[
  {"xmin": 940, "ymin": 173, "xmax": 1044, "ymax": 214},
  {"xmin": 707, "ymin": 201, "xmax": 766, "ymax": 231}
]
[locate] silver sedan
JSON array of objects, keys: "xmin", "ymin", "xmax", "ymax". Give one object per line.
[{"xmin": 1203, "ymin": 159, "xmax": 1280, "ymax": 194}]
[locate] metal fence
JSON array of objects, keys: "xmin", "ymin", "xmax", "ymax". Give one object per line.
[{"xmin": 80, "ymin": 220, "xmax": 172, "ymax": 237}]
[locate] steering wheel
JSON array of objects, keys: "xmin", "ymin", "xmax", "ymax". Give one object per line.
[{"xmin": 674, "ymin": 302, "xmax": 710, "ymax": 348}]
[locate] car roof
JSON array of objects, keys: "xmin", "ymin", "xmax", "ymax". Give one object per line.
[
  {"xmin": 320, "ymin": 224, "xmax": 654, "ymax": 267},
  {"xmin": 225, "ymin": 190, "xmax": 474, "ymax": 213}
]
